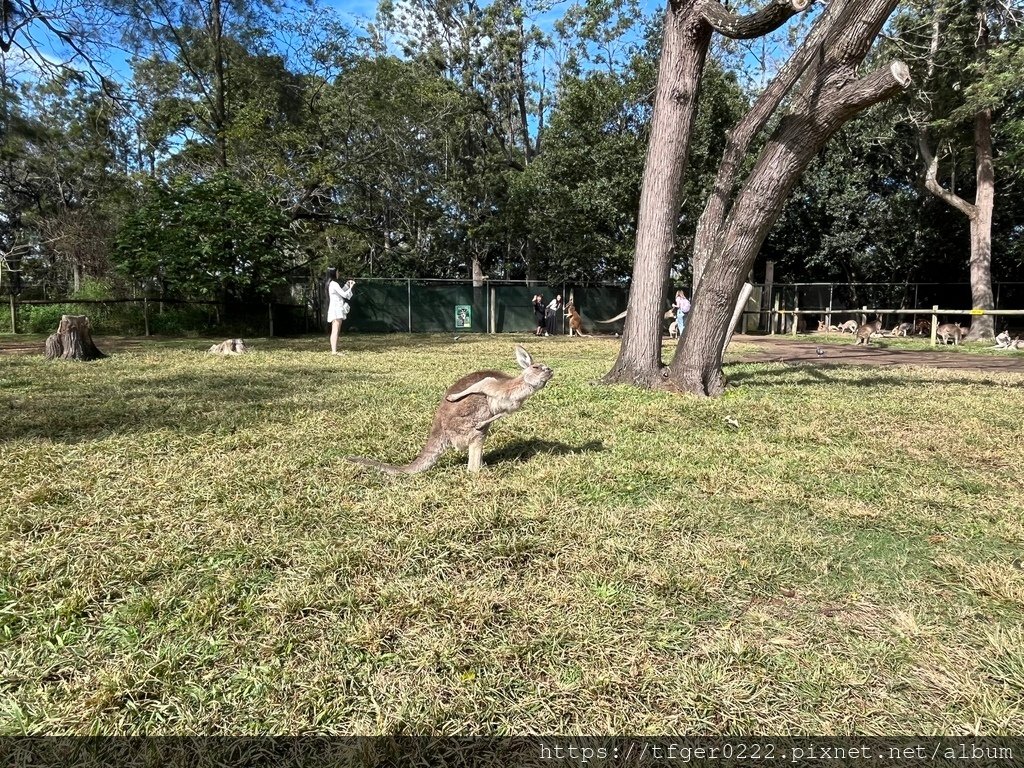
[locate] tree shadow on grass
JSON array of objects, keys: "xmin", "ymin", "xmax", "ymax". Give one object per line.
[
  {"xmin": 485, "ymin": 438, "xmax": 604, "ymax": 465},
  {"xmin": 1, "ymin": 363, "xmax": 380, "ymax": 445},
  {"xmin": 724, "ymin": 362, "xmax": 1023, "ymax": 390}
]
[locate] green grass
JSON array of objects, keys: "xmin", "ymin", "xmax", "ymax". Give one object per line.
[{"xmin": 1, "ymin": 334, "xmax": 1023, "ymax": 735}]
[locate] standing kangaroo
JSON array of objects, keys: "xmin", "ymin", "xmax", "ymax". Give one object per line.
[
  {"xmin": 854, "ymin": 319, "xmax": 883, "ymax": 346},
  {"xmin": 936, "ymin": 323, "xmax": 966, "ymax": 345},
  {"xmin": 565, "ymin": 302, "xmax": 587, "ymax": 337},
  {"xmin": 348, "ymin": 346, "xmax": 553, "ymax": 474}
]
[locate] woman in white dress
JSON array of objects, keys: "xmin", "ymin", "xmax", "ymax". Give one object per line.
[{"xmin": 325, "ymin": 268, "xmax": 355, "ymax": 354}]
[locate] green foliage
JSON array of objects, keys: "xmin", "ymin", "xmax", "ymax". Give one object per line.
[
  {"xmin": 22, "ymin": 304, "xmax": 72, "ymax": 334},
  {"xmin": 148, "ymin": 306, "xmax": 217, "ymax": 336},
  {"xmin": 72, "ymin": 277, "xmax": 116, "ymax": 301},
  {"xmin": 515, "ymin": 58, "xmax": 745, "ymax": 282},
  {"xmin": 114, "ymin": 174, "xmax": 295, "ymax": 302}
]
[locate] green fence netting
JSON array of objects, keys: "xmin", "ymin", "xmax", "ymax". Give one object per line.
[{"xmin": 339, "ymin": 280, "xmax": 631, "ymax": 335}]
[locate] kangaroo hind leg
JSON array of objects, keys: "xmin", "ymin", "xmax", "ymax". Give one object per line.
[{"xmin": 467, "ymin": 435, "xmax": 485, "ymax": 472}]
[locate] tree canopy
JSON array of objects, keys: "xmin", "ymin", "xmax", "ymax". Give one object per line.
[{"xmin": 1, "ymin": 0, "xmax": 1021, "ymax": 303}]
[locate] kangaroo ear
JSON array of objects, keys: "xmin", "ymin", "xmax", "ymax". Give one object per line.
[{"xmin": 514, "ymin": 345, "xmax": 532, "ymax": 369}]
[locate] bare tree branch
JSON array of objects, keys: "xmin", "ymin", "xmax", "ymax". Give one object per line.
[{"xmin": 699, "ymin": 0, "xmax": 812, "ymax": 41}]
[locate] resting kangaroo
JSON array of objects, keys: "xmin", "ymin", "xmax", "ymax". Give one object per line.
[{"xmin": 348, "ymin": 346, "xmax": 553, "ymax": 474}]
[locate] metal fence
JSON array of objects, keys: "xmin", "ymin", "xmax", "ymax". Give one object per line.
[
  {"xmin": 4, "ymin": 279, "xmax": 633, "ymax": 336},
  {"xmin": 7, "ymin": 279, "xmax": 1023, "ymax": 337}
]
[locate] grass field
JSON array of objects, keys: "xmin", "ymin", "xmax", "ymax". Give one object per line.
[{"xmin": 1, "ymin": 334, "xmax": 1023, "ymax": 735}]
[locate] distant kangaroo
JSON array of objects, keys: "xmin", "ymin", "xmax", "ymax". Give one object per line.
[
  {"xmin": 854, "ymin": 319, "xmax": 883, "ymax": 346},
  {"xmin": 348, "ymin": 346, "xmax": 553, "ymax": 474},
  {"xmin": 565, "ymin": 302, "xmax": 587, "ymax": 337},
  {"xmin": 838, "ymin": 320, "xmax": 859, "ymax": 334},
  {"xmin": 936, "ymin": 323, "xmax": 966, "ymax": 346}
]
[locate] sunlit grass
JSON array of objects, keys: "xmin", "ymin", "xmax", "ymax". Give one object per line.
[{"xmin": 1, "ymin": 334, "xmax": 1022, "ymax": 734}]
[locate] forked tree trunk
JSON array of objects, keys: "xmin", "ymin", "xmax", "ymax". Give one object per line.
[
  {"xmin": 604, "ymin": 0, "xmax": 808, "ymax": 387},
  {"xmin": 671, "ymin": 0, "xmax": 909, "ymax": 396},
  {"xmin": 44, "ymin": 315, "xmax": 106, "ymax": 361}
]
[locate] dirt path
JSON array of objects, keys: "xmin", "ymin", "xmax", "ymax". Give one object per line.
[{"xmin": 726, "ymin": 334, "xmax": 1024, "ymax": 373}]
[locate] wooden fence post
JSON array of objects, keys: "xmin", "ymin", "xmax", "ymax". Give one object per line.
[
  {"xmin": 931, "ymin": 305, "xmax": 938, "ymax": 347},
  {"xmin": 143, "ymin": 296, "xmax": 150, "ymax": 337}
]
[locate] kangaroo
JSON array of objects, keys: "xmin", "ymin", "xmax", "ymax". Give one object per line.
[
  {"xmin": 348, "ymin": 346, "xmax": 553, "ymax": 474},
  {"xmin": 936, "ymin": 323, "xmax": 965, "ymax": 345},
  {"xmin": 891, "ymin": 321, "xmax": 913, "ymax": 337},
  {"xmin": 817, "ymin": 320, "xmax": 840, "ymax": 333},
  {"xmin": 565, "ymin": 302, "xmax": 588, "ymax": 337},
  {"xmin": 838, "ymin": 320, "xmax": 859, "ymax": 334},
  {"xmin": 854, "ymin": 319, "xmax": 883, "ymax": 346}
]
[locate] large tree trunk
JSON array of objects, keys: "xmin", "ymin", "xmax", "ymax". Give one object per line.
[
  {"xmin": 44, "ymin": 315, "xmax": 106, "ymax": 361},
  {"xmin": 604, "ymin": 0, "xmax": 808, "ymax": 388},
  {"xmin": 603, "ymin": 3, "xmax": 711, "ymax": 388},
  {"xmin": 212, "ymin": 0, "xmax": 229, "ymax": 170},
  {"xmin": 671, "ymin": 0, "xmax": 909, "ymax": 396},
  {"xmin": 968, "ymin": 107, "xmax": 996, "ymax": 340}
]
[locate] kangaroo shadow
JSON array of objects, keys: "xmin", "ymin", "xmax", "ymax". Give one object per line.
[{"xmin": 485, "ymin": 438, "xmax": 604, "ymax": 465}]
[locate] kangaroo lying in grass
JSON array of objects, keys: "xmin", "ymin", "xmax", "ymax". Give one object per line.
[{"xmin": 348, "ymin": 346, "xmax": 553, "ymax": 474}]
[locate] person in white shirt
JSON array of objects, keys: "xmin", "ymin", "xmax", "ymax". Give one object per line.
[{"xmin": 326, "ymin": 268, "xmax": 355, "ymax": 354}]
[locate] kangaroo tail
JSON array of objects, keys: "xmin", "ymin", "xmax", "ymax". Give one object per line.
[
  {"xmin": 347, "ymin": 435, "xmax": 448, "ymax": 475},
  {"xmin": 595, "ymin": 310, "xmax": 627, "ymax": 324}
]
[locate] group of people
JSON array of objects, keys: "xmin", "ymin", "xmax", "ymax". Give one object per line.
[
  {"xmin": 324, "ymin": 269, "xmax": 691, "ymax": 350},
  {"xmin": 532, "ymin": 294, "xmax": 563, "ymax": 336}
]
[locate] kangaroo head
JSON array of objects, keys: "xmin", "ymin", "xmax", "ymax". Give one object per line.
[{"xmin": 515, "ymin": 345, "xmax": 554, "ymax": 389}]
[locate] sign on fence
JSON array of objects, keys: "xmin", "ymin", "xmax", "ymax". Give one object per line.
[{"xmin": 455, "ymin": 305, "xmax": 472, "ymax": 329}]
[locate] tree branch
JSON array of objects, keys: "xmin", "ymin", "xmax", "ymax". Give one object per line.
[
  {"xmin": 919, "ymin": 130, "xmax": 977, "ymax": 219},
  {"xmin": 699, "ymin": 0, "xmax": 812, "ymax": 41}
]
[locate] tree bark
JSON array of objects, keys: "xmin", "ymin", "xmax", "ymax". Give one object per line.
[
  {"xmin": 602, "ymin": 2, "xmax": 711, "ymax": 387},
  {"xmin": 603, "ymin": 0, "xmax": 810, "ymax": 387},
  {"xmin": 671, "ymin": 0, "xmax": 909, "ymax": 395},
  {"xmin": 44, "ymin": 315, "xmax": 106, "ymax": 361},
  {"xmin": 968, "ymin": 107, "xmax": 996, "ymax": 339}
]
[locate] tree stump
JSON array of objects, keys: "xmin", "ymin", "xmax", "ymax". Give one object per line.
[{"xmin": 44, "ymin": 315, "xmax": 107, "ymax": 361}]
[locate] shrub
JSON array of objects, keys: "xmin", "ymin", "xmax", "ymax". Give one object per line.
[{"xmin": 148, "ymin": 306, "xmax": 216, "ymax": 336}]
